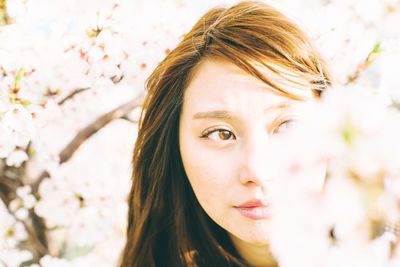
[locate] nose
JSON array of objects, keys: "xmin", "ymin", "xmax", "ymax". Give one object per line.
[{"xmin": 238, "ymin": 133, "xmax": 274, "ymax": 187}]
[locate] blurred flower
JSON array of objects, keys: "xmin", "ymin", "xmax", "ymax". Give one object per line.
[
  {"xmin": 1, "ymin": 0, "xmax": 400, "ymax": 266},
  {"xmin": 6, "ymin": 150, "xmax": 29, "ymax": 167}
]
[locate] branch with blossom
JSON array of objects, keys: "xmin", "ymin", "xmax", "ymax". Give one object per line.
[{"xmin": 1, "ymin": 0, "xmax": 400, "ymax": 267}]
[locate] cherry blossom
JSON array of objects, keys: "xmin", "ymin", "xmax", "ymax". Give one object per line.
[{"xmin": 1, "ymin": 0, "xmax": 400, "ymax": 266}]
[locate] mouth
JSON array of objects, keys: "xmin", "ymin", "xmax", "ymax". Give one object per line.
[{"xmin": 235, "ymin": 199, "xmax": 270, "ymax": 220}]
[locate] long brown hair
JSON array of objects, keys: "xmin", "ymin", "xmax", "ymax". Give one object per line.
[{"xmin": 119, "ymin": 1, "xmax": 332, "ymax": 266}]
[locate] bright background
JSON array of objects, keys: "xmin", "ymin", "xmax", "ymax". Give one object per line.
[{"xmin": 1, "ymin": 0, "xmax": 400, "ymax": 266}]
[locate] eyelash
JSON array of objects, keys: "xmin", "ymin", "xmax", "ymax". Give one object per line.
[
  {"xmin": 200, "ymin": 127, "xmax": 236, "ymax": 141},
  {"xmin": 272, "ymin": 119, "xmax": 294, "ymax": 134}
]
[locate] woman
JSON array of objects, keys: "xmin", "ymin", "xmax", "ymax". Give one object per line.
[{"xmin": 119, "ymin": 1, "xmax": 332, "ymax": 266}]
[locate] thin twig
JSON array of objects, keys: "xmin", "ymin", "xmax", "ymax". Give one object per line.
[
  {"xmin": 0, "ymin": 176, "xmax": 17, "ymax": 192},
  {"xmin": 58, "ymin": 94, "xmax": 143, "ymax": 163},
  {"xmin": 21, "ymin": 216, "xmax": 49, "ymax": 257},
  {"xmin": 0, "ymin": 178, "xmax": 15, "ymax": 207},
  {"xmin": 0, "ymin": 193, "xmax": 50, "ymax": 261},
  {"xmin": 0, "ymin": 168, "xmax": 23, "ymax": 206},
  {"xmin": 346, "ymin": 42, "xmax": 381, "ymax": 85},
  {"xmin": 120, "ymin": 115, "xmax": 139, "ymax": 124},
  {"xmin": 30, "ymin": 211, "xmax": 49, "ymax": 257},
  {"xmin": 0, "ymin": 189, "xmax": 7, "ymax": 205},
  {"xmin": 31, "ymin": 93, "xmax": 144, "ymax": 191},
  {"xmin": 57, "ymin": 87, "xmax": 91, "ymax": 105}
]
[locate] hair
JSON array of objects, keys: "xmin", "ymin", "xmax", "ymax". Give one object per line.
[{"xmin": 119, "ymin": 1, "xmax": 332, "ymax": 266}]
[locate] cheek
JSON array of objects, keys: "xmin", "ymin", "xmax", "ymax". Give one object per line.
[
  {"xmin": 183, "ymin": 148, "xmax": 233, "ymax": 192},
  {"xmin": 179, "ymin": 137, "xmax": 237, "ymax": 206}
]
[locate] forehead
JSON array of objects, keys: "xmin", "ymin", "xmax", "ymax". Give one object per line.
[{"xmin": 182, "ymin": 59, "xmax": 312, "ymax": 115}]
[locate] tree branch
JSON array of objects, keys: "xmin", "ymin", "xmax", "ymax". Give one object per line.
[
  {"xmin": 120, "ymin": 115, "xmax": 139, "ymax": 124},
  {"xmin": 346, "ymin": 42, "xmax": 381, "ymax": 85},
  {"xmin": 0, "ymin": 166, "xmax": 23, "ymax": 206},
  {"xmin": 57, "ymin": 87, "xmax": 91, "ymax": 105},
  {"xmin": 31, "ymin": 93, "xmax": 144, "ymax": 191},
  {"xmin": 0, "ymin": 176, "xmax": 17, "ymax": 193},
  {"xmin": 0, "ymin": 190, "xmax": 50, "ymax": 262}
]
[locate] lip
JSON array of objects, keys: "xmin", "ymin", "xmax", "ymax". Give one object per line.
[{"xmin": 235, "ymin": 199, "xmax": 270, "ymax": 220}]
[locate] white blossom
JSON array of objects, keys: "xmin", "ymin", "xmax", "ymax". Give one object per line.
[
  {"xmin": 1, "ymin": 0, "xmax": 400, "ymax": 266},
  {"xmin": 6, "ymin": 150, "xmax": 29, "ymax": 167},
  {"xmin": 0, "ymin": 201, "xmax": 28, "ymax": 249}
]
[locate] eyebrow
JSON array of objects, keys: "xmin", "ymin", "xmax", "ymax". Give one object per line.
[
  {"xmin": 192, "ymin": 102, "xmax": 291, "ymax": 120},
  {"xmin": 193, "ymin": 110, "xmax": 234, "ymax": 120}
]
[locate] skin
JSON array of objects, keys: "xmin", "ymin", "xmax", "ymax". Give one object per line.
[{"xmin": 179, "ymin": 58, "xmax": 316, "ymax": 267}]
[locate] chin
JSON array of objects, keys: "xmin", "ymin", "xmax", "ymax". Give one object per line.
[
  {"xmin": 233, "ymin": 225, "xmax": 271, "ymax": 245},
  {"xmin": 242, "ymin": 234, "xmax": 270, "ymax": 245}
]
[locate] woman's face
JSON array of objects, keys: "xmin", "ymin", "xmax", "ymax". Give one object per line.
[{"xmin": 179, "ymin": 59, "xmax": 317, "ymax": 245}]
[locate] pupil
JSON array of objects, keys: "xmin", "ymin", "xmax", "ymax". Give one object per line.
[{"xmin": 219, "ymin": 131, "xmax": 231, "ymax": 140}]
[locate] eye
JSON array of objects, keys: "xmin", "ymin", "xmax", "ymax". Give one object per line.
[
  {"xmin": 273, "ymin": 119, "xmax": 296, "ymax": 134},
  {"xmin": 201, "ymin": 128, "xmax": 236, "ymax": 141}
]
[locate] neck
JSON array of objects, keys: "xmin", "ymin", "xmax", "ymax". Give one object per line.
[{"xmin": 230, "ymin": 234, "xmax": 278, "ymax": 267}]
